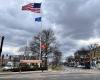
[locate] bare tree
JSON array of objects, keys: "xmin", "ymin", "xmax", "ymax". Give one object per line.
[
  {"xmin": 30, "ymin": 29, "xmax": 56, "ymax": 60},
  {"xmin": 52, "ymin": 50, "xmax": 62, "ymax": 67},
  {"xmin": 19, "ymin": 29, "xmax": 61, "ymax": 69},
  {"xmin": 74, "ymin": 48, "xmax": 90, "ymax": 57},
  {"xmin": 66, "ymin": 56, "xmax": 74, "ymax": 63},
  {"xmin": 65, "ymin": 55, "xmax": 74, "ymax": 66},
  {"xmin": 88, "ymin": 43, "xmax": 99, "ymax": 59},
  {"xmin": 18, "ymin": 46, "xmax": 32, "ymax": 60},
  {"xmin": 29, "ymin": 29, "xmax": 60, "ymax": 69}
]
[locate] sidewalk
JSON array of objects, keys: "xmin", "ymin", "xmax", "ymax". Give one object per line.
[{"xmin": 63, "ymin": 67, "xmax": 100, "ymax": 74}]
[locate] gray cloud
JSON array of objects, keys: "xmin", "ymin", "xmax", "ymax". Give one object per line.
[
  {"xmin": 0, "ymin": 0, "xmax": 41, "ymax": 47},
  {"xmin": 43, "ymin": 0, "xmax": 100, "ymax": 56},
  {"xmin": 44, "ymin": 0, "xmax": 95, "ymax": 39},
  {"xmin": 0, "ymin": 0, "xmax": 100, "ymax": 56}
]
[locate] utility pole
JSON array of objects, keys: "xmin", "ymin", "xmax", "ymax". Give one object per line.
[
  {"xmin": 0, "ymin": 36, "xmax": 4, "ymax": 56},
  {"xmin": 0, "ymin": 36, "xmax": 4, "ymax": 66}
]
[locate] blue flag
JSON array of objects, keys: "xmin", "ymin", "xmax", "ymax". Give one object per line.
[{"xmin": 35, "ymin": 17, "xmax": 41, "ymax": 22}]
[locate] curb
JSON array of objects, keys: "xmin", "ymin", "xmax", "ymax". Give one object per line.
[{"xmin": 0, "ymin": 71, "xmax": 45, "ymax": 75}]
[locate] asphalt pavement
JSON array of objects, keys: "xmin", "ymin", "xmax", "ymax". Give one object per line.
[{"xmin": 0, "ymin": 67, "xmax": 100, "ymax": 80}]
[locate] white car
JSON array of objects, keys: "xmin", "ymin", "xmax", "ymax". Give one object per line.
[
  {"xmin": 2, "ymin": 65, "xmax": 13, "ymax": 71},
  {"xmin": 2, "ymin": 62, "xmax": 14, "ymax": 71},
  {"xmin": 77, "ymin": 65, "xmax": 85, "ymax": 68}
]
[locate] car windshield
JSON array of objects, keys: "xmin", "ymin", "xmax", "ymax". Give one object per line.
[{"xmin": 6, "ymin": 65, "xmax": 12, "ymax": 67}]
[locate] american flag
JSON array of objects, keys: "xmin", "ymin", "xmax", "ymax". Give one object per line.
[
  {"xmin": 41, "ymin": 43, "xmax": 47, "ymax": 49},
  {"xmin": 22, "ymin": 3, "xmax": 41, "ymax": 13}
]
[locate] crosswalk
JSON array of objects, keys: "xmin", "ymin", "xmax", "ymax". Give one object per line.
[{"xmin": 63, "ymin": 67, "xmax": 97, "ymax": 73}]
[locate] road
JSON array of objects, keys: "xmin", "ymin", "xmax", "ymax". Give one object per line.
[{"xmin": 0, "ymin": 67, "xmax": 100, "ymax": 80}]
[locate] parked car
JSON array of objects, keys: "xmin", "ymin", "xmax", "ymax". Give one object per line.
[
  {"xmin": 2, "ymin": 65, "xmax": 13, "ymax": 71},
  {"xmin": 77, "ymin": 65, "xmax": 85, "ymax": 68},
  {"xmin": 2, "ymin": 61, "xmax": 20, "ymax": 71}
]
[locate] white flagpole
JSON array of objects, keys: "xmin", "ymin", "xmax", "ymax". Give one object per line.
[
  {"xmin": 40, "ymin": 28, "xmax": 42, "ymax": 60},
  {"xmin": 40, "ymin": 3, "xmax": 43, "ymax": 61}
]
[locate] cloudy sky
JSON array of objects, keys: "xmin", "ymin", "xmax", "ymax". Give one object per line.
[{"xmin": 0, "ymin": 0, "xmax": 100, "ymax": 57}]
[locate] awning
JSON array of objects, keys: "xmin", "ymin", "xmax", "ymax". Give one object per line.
[{"xmin": 20, "ymin": 60, "xmax": 42, "ymax": 64}]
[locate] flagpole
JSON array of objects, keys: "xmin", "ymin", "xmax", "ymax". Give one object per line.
[
  {"xmin": 40, "ymin": 3, "xmax": 43, "ymax": 61},
  {"xmin": 39, "ymin": 29, "xmax": 42, "ymax": 68}
]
